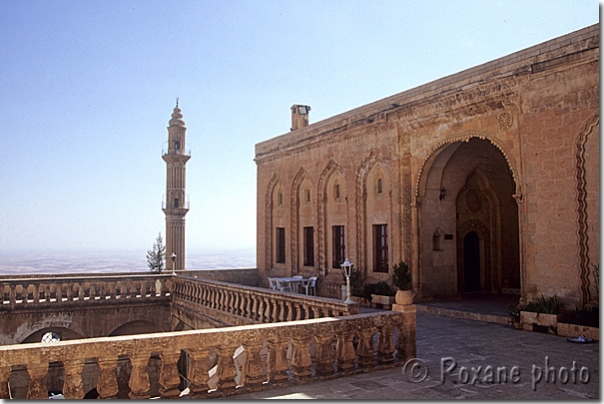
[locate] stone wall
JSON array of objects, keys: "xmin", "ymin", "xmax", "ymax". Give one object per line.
[{"xmin": 255, "ymin": 24, "xmax": 599, "ymax": 307}]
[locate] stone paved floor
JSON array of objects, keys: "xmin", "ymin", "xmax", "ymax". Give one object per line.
[{"xmin": 222, "ymin": 312, "xmax": 599, "ymax": 400}]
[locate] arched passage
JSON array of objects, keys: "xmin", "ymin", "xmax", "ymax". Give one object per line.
[
  {"xmin": 109, "ymin": 320, "xmax": 165, "ymax": 336},
  {"xmin": 416, "ymin": 136, "xmax": 520, "ymax": 298}
]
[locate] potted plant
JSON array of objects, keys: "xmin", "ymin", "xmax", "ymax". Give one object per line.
[
  {"xmin": 392, "ymin": 261, "xmax": 414, "ymax": 305},
  {"xmin": 368, "ymin": 281, "xmax": 397, "ymax": 308}
]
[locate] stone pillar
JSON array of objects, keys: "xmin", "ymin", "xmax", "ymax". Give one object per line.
[
  {"xmin": 128, "ymin": 353, "xmax": 151, "ymax": 399},
  {"xmin": 215, "ymin": 344, "xmax": 238, "ymax": 391},
  {"xmin": 97, "ymin": 357, "xmax": 119, "ymax": 399},
  {"xmin": 290, "ymin": 336, "xmax": 313, "ymax": 379},
  {"xmin": 267, "ymin": 340, "xmax": 289, "ymax": 382},
  {"xmin": 411, "ymin": 201, "xmax": 420, "ymax": 294},
  {"xmin": 0, "ymin": 366, "xmax": 12, "ymax": 399},
  {"xmin": 393, "ymin": 305, "xmax": 417, "ymax": 361},
  {"xmin": 158, "ymin": 350, "xmax": 182, "ymax": 398},
  {"xmin": 376, "ymin": 322, "xmax": 395, "ymax": 364},
  {"xmin": 26, "ymin": 362, "xmax": 49, "ymax": 399},
  {"xmin": 314, "ymin": 333, "xmax": 336, "ymax": 375},
  {"xmin": 241, "ymin": 341, "xmax": 266, "ymax": 386},
  {"xmin": 62, "ymin": 359, "xmax": 85, "ymax": 399},
  {"xmin": 356, "ymin": 324, "xmax": 376, "ymax": 368},
  {"xmin": 335, "ymin": 328, "xmax": 356, "ymax": 371},
  {"xmin": 186, "ymin": 348, "xmax": 210, "ymax": 397}
]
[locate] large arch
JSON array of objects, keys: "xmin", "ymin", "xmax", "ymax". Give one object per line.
[
  {"xmin": 109, "ymin": 320, "xmax": 165, "ymax": 336},
  {"xmin": 21, "ymin": 326, "xmax": 85, "ymax": 344},
  {"xmin": 415, "ymin": 134, "xmax": 521, "ymax": 299}
]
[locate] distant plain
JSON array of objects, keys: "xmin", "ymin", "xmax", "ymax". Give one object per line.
[{"xmin": 0, "ymin": 248, "xmax": 256, "ymax": 275}]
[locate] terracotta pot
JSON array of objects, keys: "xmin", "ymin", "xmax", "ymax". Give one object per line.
[{"xmin": 395, "ymin": 290, "xmax": 414, "ymax": 305}]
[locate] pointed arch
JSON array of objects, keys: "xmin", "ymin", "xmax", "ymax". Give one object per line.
[
  {"xmin": 291, "ymin": 168, "xmax": 313, "ymax": 273},
  {"xmin": 264, "ymin": 173, "xmax": 283, "ymax": 273},
  {"xmin": 415, "ymin": 131, "xmax": 521, "ymax": 201},
  {"xmin": 317, "ymin": 159, "xmax": 345, "ymax": 275}
]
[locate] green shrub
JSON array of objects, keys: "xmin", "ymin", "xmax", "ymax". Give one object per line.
[
  {"xmin": 391, "ymin": 261, "xmax": 412, "ymax": 290},
  {"xmin": 523, "ymin": 295, "xmax": 561, "ymax": 314}
]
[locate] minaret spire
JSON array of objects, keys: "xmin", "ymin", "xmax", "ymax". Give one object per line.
[{"xmin": 162, "ymin": 101, "xmax": 190, "ymax": 271}]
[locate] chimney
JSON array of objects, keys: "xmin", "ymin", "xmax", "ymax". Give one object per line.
[{"xmin": 291, "ymin": 105, "xmax": 311, "ymax": 130}]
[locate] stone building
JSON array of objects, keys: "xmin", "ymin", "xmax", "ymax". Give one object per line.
[{"xmin": 255, "ymin": 24, "xmax": 599, "ymax": 307}]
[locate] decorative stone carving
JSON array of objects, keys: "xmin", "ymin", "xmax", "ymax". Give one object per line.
[
  {"xmin": 62, "ymin": 359, "xmax": 85, "ymax": 399},
  {"xmin": 158, "ymin": 350, "xmax": 182, "ymax": 398},
  {"xmin": 128, "ymin": 353, "xmax": 151, "ymax": 399}
]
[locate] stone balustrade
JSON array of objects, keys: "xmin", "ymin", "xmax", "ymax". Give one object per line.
[
  {"xmin": 0, "ymin": 308, "xmax": 416, "ymax": 399},
  {"xmin": 1, "ymin": 275, "xmax": 172, "ymax": 309},
  {"xmin": 173, "ymin": 276, "xmax": 360, "ymax": 324}
]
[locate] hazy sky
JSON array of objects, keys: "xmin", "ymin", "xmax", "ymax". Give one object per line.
[{"xmin": 0, "ymin": 1, "xmax": 597, "ymax": 254}]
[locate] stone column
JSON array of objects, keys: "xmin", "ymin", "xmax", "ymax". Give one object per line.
[
  {"xmin": 411, "ymin": 201, "xmax": 420, "ymax": 293},
  {"xmin": 267, "ymin": 340, "xmax": 289, "ymax": 382},
  {"xmin": 376, "ymin": 322, "xmax": 395, "ymax": 364},
  {"xmin": 215, "ymin": 344, "xmax": 238, "ymax": 391},
  {"xmin": 62, "ymin": 359, "xmax": 85, "ymax": 399},
  {"xmin": 335, "ymin": 328, "xmax": 356, "ymax": 371},
  {"xmin": 128, "ymin": 353, "xmax": 151, "ymax": 399},
  {"xmin": 241, "ymin": 341, "xmax": 266, "ymax": 387},
  {"xmin": 314, "ymin": 333, "xmax": 336, "ymax": 375},
  {"xmin": 158, "ymin": 350, "xmax": 182, "ymax": 398},
  {"xmin": 96, "ymin": 356, "xmax": 119, "ymax": 399},
  {"xmin": 186, "ymin": 348, "xmax": 210, "ymax": 397},
  {"xmin": 290, "ymin": 336, "xmax": 313, "ymax": 379},
  {"xmin": 0, "ymin": 366, "xmax": 12, "ymax": 399},
  {"xmin": 393, "ymin": 305, "xmax": 417, "ymax": 361},
  {"xmin": 26, "ymin": 362, "xmax": 49, "ymax": 399},
  {"xmin": 356, "ymin": 324, "xmax": 376, "ymax": 368}
]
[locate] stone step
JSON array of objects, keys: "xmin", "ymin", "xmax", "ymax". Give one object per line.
[{"xmin": 416, "ymin": 304, "xmax": 509, "ymax": 325}]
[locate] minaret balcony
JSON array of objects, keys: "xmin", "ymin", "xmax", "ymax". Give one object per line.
[
  {"xmin": 162, "ymin": 195, "xmax": 190, "ymax": 212},
  {"xmin": 162, "ymin": 143, "xmax": 191, "ymax": 157}
]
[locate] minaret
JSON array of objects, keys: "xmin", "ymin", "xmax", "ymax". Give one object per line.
[{"xmin": 162, "ymin": 100, "xmax": 190, "ymax": 271}]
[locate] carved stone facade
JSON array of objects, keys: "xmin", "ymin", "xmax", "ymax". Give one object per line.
[{"xmin": 255, "ymin": 24, "xmax": 599, "ymax": 306}]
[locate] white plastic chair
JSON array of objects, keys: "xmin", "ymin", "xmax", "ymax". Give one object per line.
[
  {"xmin": 301, "ymin": 276, "xmax": 317, "ymax": 296},
  {"xmin": 275, "ymin": 279, "xmax": 292, "ymax": 292},
  {"xmin": 268, "ymin": 277, "xmax": 278, "ymax": 290}
]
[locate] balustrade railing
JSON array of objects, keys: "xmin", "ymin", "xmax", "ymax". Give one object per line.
[
  {"xmin": 1, "ymin": 275, "xmax": 172, "ymax": 309},
  {"xmin": 172, "ymin": 277, "xmax": 359, "ymax": 323},
  {"xmin": 0, "ymin": 309, "xmax": 416, "ymax": 399}
]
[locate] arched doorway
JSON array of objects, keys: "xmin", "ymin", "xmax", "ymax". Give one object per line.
[{"xmin": 416, "ymin": 136, "xmax": 520, "ymax": 298}]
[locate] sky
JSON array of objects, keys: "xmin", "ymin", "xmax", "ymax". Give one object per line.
[{"xmin": 0, "ymin": 0, "xmax": 598, "ymax": 256}]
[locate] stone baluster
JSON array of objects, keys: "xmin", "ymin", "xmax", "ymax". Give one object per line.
[
  {"xmin": 31, "ymin": 283, "xmax": 39, "ymax": 303},
  {"xmin": 26, "ymin": 362, "xmax": 49, "ymax": 399},
  {"xmin": 314, "ymin": 333, "xmax": 336, "ymax": 375},
  {"xmin": 0, "ymin": 366, "xmax": 12, "ymax": 399},
  {"xmin": 257, "ymin": 297, "xmax": 265, "ymax": 323},
  {"xmin": 97, "ymin": 356, "xmax": 119, "ymax": 399},
  {"xmin": 245, "ymin": 294, "xmax": 252, "ymax": 319},
  {"xmin": 77, "ymin": 283, "xmax": 85, "ymax": 300},
  {"xmin": 290, "ymin": 335, "xmax": 313, "ymax": 379},
  {"xmin": 128, "ymin": 353, "xmax": 151, "ymax": 399},
  {"xmin": 241, "ymin": 334, "xmax": 266, "ymax": 387},
  {"xmin": 278, "ymin": 300, "xmax": 286, "ymax": 322},
  {"xmin": 270, "ymin": 298, "xmax": 279, "ymax": 322},
  {"xmin": 215, "ymin": 344, "xmax": 239, "ymax": 391},
  {"xmin": 239, "ymin": 292, "xmax": 246, "ymax": 317},
  {"xmin": 62, "ymin": 358, "xmax": 85, "ymax": 399},
  {"xmin": 303, "ymin": 303, "xmax": 311, "ymax": 320},
  {"xmin": 394, "ymin": 306, "xmax": 416, "ymax": 361},
  {"xmin": 285, "ymin": 301, "xmax": 294, "ymax": 321},
  {"xmin": 267, "ymin": 339, "xmax": 289, "ymax": 382},
  {"xmin": 335, "ymin": 325, "xmax": 356, "ymax": 371},
  {"xmin": 251, "ymin": 296, "xmax": 260, "ymax": 321},
  {"xmin": 356, "ymin": 323, "xmax": 376, "ymax": 368},
  {"xmin": 263, "ymin": 297, "xmax": 271, "ymax": 323},
  {"xmin": 159, "ymin": 349, "xmax": 182, "ymax": 398},
  {"xmin": 312, "ymin": 306, "xmax": 321, "ymax": 319},
  {"xmin": 376, "ymin": 322, "xmax": 395, "ymax": 364},
  {"xmin": 294, "ymin": 303, "xmax": 303, "ymax": 321},
  {"xmin": 186, "ymin": 348, "xmax": 211, "ymax": 397}
]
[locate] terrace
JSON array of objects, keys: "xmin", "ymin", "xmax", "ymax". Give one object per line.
[{"xmin": 0, "ymin": 271, "xmax": 415, "ymax": 399}]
